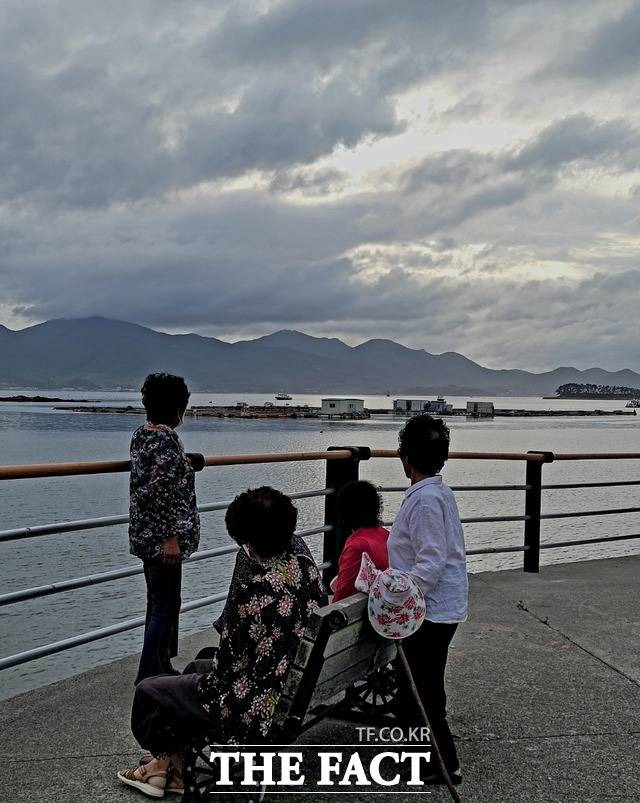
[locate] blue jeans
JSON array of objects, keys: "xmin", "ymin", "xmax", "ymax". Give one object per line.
[{"xmin": 135, "ymin": 559, "xmax": 182, "ymax": 684}]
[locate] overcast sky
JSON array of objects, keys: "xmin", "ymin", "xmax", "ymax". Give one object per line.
[{"xmin": 1, "ymin": 0, "xmax": 639, "ymax": 371}]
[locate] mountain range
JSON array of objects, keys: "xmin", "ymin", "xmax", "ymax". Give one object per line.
[{"xmin": 1, "ymin": 317, "xmax": 639, "ymax": 396}]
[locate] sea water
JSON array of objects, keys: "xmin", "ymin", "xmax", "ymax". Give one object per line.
[{"xmin": 1, "ymin": 391, "xmax": 639, "ymax": 698}]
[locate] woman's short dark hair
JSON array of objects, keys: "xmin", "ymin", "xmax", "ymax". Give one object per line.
[
  {"xmin": 398, "ymin": 414, "xmax": 450, "ymax": 476},
  {"xmin": 225, "ymin": 486, "xmax": 298, "ymax": 560},
  {"xmin": 337, "ymin": 480, "xmax": 383, "ymax": 532},
  {"xmin": 141, "ymin": 373, "xmax": 190, "ymax": 424}
]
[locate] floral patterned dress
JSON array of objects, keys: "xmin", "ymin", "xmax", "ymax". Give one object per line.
[
  {"xmin": 198, "ymin": 547, "xmax": 326, "ymax": 744},
  {"xmin": 129, "ymin": 424, "xmax": 200, "ymax": 560}
]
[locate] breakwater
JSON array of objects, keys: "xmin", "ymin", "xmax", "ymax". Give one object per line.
[{"xmin": 56, "ymin": 404, "xmax": 637, "ymax": 418}]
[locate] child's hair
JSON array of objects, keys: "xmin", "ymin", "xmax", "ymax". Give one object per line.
[
  {"xmin": 141, "ymin": 373, "xmax": 190, "ymax": 424},
  {"xmin": 337, "ymin": 480, "xmax": 383, "ymax": 532},
  {"xmin": 225, "ymin": 486, "xmax": 298, "ymax": 559},
  {"xmin": 398, "ymin": 413, "xmax": 450, "ymax": 476}
]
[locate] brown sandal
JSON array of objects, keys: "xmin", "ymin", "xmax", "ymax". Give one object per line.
[{"xmin": 117, "ymin": 765, "xmax": 168, "ymax": 798}]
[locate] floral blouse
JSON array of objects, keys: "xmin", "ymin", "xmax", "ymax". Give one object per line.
[
  {"xmin": 198, "ymin": 546, "xmax": 326, "ymax": 744},
  {"xmin": 129, "ymin": 424, "xmax": 200, "ymax": 560},
  {"xmin": 214, "ymin": 533, "xmax": 315, "ymax": 635}
]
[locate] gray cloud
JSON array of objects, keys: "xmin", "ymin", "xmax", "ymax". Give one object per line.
[
  {"xmin": 561, "ymin": 2, "xmax": 640, "ymax": 80},
  {"xmin": 270, "ymin": 167, "xmax": 348, "ymax": 196},
  {"xmin": 505, "ymin": 115, "xmax": 639, "ymax": 171},
  {"xmin": 0, "ymin": 0, "xmax": 639, "ymax": 372}
]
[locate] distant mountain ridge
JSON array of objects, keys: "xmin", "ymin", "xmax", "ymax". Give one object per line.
[{"xmin": 1, "ymin": 316, "xmax": 639, "ymax": 396}]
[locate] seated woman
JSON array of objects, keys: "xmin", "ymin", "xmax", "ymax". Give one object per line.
[
  {"xmin": 331, "ymin": 480, "xmax": 389, "ymax": 602},
  {"xmin": 118, "ymin": 486, "xmax": 326, "ymax": 798}
]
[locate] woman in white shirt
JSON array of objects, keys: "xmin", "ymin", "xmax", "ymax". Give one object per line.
[{"xmin": 388, "ymin": 414, "xmax": 468, "ymax": 785}]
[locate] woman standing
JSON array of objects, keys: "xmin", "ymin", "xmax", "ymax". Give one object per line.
[
  {"xmin": 388, "ymin": 414, "xmax": 468, "ymax": 785},
  {"xmin": 129, "ymin": 373, "xmax": 202, "ymax": 684}
]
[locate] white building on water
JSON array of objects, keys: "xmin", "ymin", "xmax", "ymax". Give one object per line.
[
  {"xmin": 321, "ymin": 398, "xmax": 366, "ymax": 418},
  {"xmin": 466, "ymin": 400, "xmax": 495, "ymax": 417},
  {"xmin": 394, "ymin": 397, "xmax": 453, "ymax": 415}
]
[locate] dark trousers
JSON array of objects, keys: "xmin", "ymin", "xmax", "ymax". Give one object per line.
[
  {"xmin": 395, "ymin": 620, "xmax": 460, "ymax": 773},
  {"xmin": 136, "ymin": 559, "xmax": 182, "ymax": 685},
  {"xmin": 132, "ymin": 671, "xmax": 216, "ymax": 757}
]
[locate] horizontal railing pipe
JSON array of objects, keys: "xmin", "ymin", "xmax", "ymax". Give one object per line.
[
  {"xmin": 0, "ymin": 559, "xmax": 334, "ymax": 671},
  {"xmin": 0, "ymin": 592, "xmax": 227, "ymax": 671},
  {"xmin": 0, "ymin": 458, "xmax": 132, "ymax": 481},
  {"xmin": 0, "ymin": 525, "xmax": 332, "ymax": 606},
  {"xmin": 377, "ymin": 484, "xmax": 530, "ymax": 493},
  {"xmin": 2, "ymin": 447, "xmax": 597, "ymax": 482},
  {"xmin": 3, "ymin": 446, "xmax": 640, "ymax": 672},
  {"xmin": 540, "ymin": 533, "xmax": 640, "ymax": 549},
  {"xmin": 381, "ymin": 514, "xmax": 528, "ymax": 528},
  {"xmin": 0, "ymin": 451, "xmax": 354, "ymax": 481},
  {"xmin": 542, "ymin": 480, "xmax": 640, "ymax": 489},
  {"xmin": 0, "ymin": 488, "xmax": 331, "ymax": 543},
  {"xmin": 203, "ymin": 451, "xmax": 352, "ymax": 467},
  {"xmin": 0, "ymin": 513, "xmax": 130, "ymax": 543},
  {"xmin": 0, "ymin": 545, "xmax": 241, "ymax": 607},
  {"xmin": 540, "ymin": 506, "xmax": 640, "ymax": 520},
  {"xmin": 553, "ymin": 452, "xmax": 640, "ymax": 461},
  {"xmin": 369, "ymin": 450, "xmax": 550, "ymax": 461},
  {"xmin": 461, "ymin": 515, "xmax": 528, "ymax": 524}
]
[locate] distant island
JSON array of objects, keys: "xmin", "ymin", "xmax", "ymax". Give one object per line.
[
  {"xmin": 554, "ymin": 383, "xmax": 640, "ymax": 400},
  {"xmin": 0, "ymin": 394, "xmax": 94, "ymax": 403}
]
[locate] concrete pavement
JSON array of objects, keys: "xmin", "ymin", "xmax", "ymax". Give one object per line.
[{"xmin": 2, "ymin": 555, "xmax": 639, "ymax": 802}]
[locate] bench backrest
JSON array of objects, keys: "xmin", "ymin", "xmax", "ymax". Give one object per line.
[{"xmin": 273, "ymin": 593, "xmax": 397, "ymax": 740}]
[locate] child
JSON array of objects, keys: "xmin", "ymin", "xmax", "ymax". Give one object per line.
[
  {"xmin": 388, "ymin": 414, "xmax": 468, "ymax": 785},
  {"xmin": 331, "ymin": 480, "xmax": 389, "ymax": 601}
]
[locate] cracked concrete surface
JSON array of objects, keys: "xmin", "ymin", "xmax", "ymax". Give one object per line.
[{"xmin": 1, "ymin": 555, "xmax": 639, "ymax": 802}]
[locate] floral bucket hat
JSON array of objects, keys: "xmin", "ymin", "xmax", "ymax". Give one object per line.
[{"xmin": 355, "ymin": 552, "xmax": 426, "ymax": 639}]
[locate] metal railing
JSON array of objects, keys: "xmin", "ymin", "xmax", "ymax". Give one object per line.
[{"xmin": 1, "ymin": 447, "xmax": 640, "ymax": 671}]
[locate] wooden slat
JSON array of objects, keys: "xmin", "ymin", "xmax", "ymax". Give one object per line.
[
  {"xmin": 318, "ymin": 640, "xmax": 397, "ymax": 685},
  {"xmin": 309, "ymin": 657, "xmax": 372, "ymax": 707},
  {"xmin": 318, "ymin": 642, "xmax": 379, "ymax": 684},
  {"xmin": 323, "ymin": 619, "xmax": 373, "ymax": 658},
  {"xmin": 275, "ymin": 594, "xmax": 396, "ymax": 738},
  {"xmin": 322, "ymin": 593, "xmax": 368, "ymax": 625},
  {"xmin": 279, "ymin": 607, "xmax": 335, "ymax": 736},
  {"xmin": 308, "ymin": 643, "xmax": 397, "ymax": 707}
]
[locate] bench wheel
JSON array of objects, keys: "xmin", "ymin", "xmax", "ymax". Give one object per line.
[
  {"xmin": 182, "ymin": 739, "xmax": 265, "ymax": 802},
  {"xmin": 182, "ymin": 739, "xmax": 214, "ymax": 803},
  {"xmin": 347, "ymin": 662, "xmax": 399, "ymax": 716}
]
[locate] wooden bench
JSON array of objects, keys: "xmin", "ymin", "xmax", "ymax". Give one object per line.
[{"xmin": 183, "ymin": 593, "xmax": 398, "ymax": 801}]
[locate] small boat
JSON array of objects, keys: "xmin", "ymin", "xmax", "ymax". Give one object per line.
[
  {"xmin": 625, "ymin": 400, "xmax": 640, "ymax": 408},
  {"xmin": 275, "ymin": 391, "xmax": 292, "ymax": 400}
]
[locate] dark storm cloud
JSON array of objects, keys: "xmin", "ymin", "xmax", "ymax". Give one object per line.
[
  {"xmin": 0, "ymin": 0, "xmax": 639, "ymax": 371},
  {"xmin": 204, "ymin": 0, "xmax": 490, "ymax": 73},
  {"xmin": 505, "ymin": 115, "xmax": 639, "ymax": 171},
  {"xmin": 404, "ymin": 115, "xmax": 639, "ymax": 192},
  {"xmin": 560, "ymin": 1, "xmax": 640, "ymax": 80},
  {"xmin": 0, "ymin": 0, "xmax": 495, "ymax": 210}
]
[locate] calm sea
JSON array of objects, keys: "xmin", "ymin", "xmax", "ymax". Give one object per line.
[{"xmin": 1, "ymin": 390, "xmax": 639, "ymax": 699}]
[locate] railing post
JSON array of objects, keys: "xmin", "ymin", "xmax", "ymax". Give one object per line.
[
  {"xmin": 323, "ymin": 447, "xmax": 371, "ymax": 586},
  {"xmin": 523, "ymin": 451, "xmax": 554, "ymax": 573}
]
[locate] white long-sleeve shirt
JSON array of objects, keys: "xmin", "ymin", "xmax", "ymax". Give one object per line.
[{"xmin": 388, "ymin": 476, "xmax": 468, "ymax": 623}]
